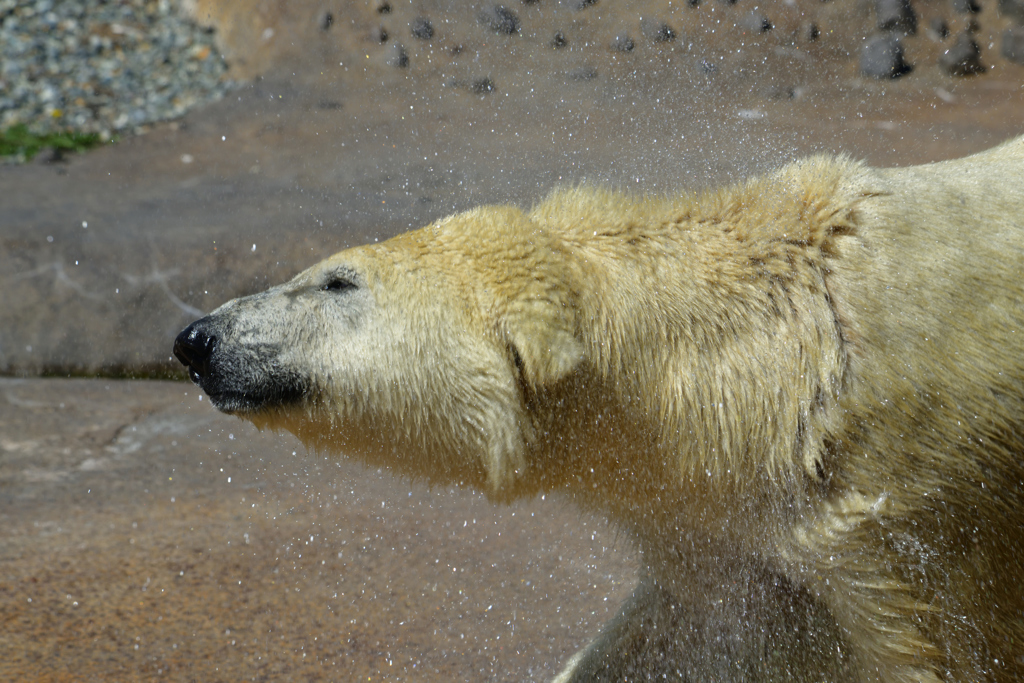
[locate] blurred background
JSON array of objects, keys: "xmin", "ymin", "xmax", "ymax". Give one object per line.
[{"xmin": 1, "ymin": 0, "xmax": 1022, "ymax": 680}]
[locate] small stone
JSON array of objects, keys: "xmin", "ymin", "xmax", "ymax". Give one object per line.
[
  {"xmin": 928, "ymin": 17, "xmax": 950, "ymax": 40},
  {"xmin": 738, "ymin": 11, "xmax": 773, "ymax": 33},
  {"xmin": 876, "ymin": 0, "xmax": 917, "ymax": 34},
  {"xmin": 952, "ymin": 0, "xmax": 980, "ymax": 13},
  {"xmin": 939, "ymin": 31, "xmax": 986, "ymax": 74},
  {"xmin": 612, "ymin": 33, "xmax": 635, "ymax": 52},
  {"xmin": 640, "ymin": 17, "xmax": 676, "ymax": 42},
  {"xmin": 999, "ymin": 0, "xmax": 1024, "ymax": 23},
  {"xmin": 860, "ymin": 33, "xmax": 913, "ymax": 77},
  {"xmin": 1003, "ymin": 27, "xmax": 1024, "ymax": 63},
  {"xmin": 469, "ymin": 76, "xmax": 495, "ymax": 94},
  {"xmin": 376, "ymin": 1, "xmax": 392, "ymax": 14},
  {"xmin": 573, "ymin": 0, "xmax": 598, "ymax": 9},
  {"xmin": 552, "ymin": 31, "xmax": 568, "ymax": 48},
  {"xmin": 321, "ymin": 12, "xmax": 334, "ymax": 30},
  {"xmin": 478, "ymin": 5, "xmax": 520, "ymax": 34},
  {"xmin": 804, "ymin": 22, "xmax": 820, "ymax": 41},
  {"xmin": 411, "ymin": 17, "xmax": 434, "ymax": 40},
  {"xmin": 389, "ymin": 43, "xmax": 409, "ymax": 68},
  {"xmin": 376, "ymin": 26, "xmax": 389, "ymax": 43}
]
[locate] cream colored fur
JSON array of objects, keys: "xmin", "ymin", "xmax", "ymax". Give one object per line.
[{"xmin": 198, "ymin": 136, "xmax": 1024, "ymax": 682}]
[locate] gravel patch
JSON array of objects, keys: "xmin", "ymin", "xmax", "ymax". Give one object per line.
[{"xmin": 0, "ymin": 0, "xmax": 231, "ymax": 138}]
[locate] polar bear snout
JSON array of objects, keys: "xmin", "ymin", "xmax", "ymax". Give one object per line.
[
  {"xmin": 174, "ymin": 319, "xmax": 217, "ymax": 382},
  {"xmin": 174, "ymin": 308, "xmax": 310, "ymax": 415}
]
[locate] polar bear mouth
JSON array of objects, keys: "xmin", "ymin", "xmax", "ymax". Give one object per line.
[
  {"xmin": 184, "ymin": 365, "xmax": 309, "ymax": 414},
  {"xmin": 202, "ymin": 384, "xmax": 307, "ymax": 414}
]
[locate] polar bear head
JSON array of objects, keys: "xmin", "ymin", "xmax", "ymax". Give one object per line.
[{"xmin": 174, "ymin": 206, "xmax": 584, "ymax": 494}]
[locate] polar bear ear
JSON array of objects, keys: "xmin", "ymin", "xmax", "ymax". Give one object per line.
[{"xmin": 501, "ymin": 302, "xmax": 584, "ymax": 388}]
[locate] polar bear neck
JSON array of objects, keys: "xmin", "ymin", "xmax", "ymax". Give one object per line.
[{"xmin": 529, "ymin": 157, "xmax": 866, "ymax": 489}]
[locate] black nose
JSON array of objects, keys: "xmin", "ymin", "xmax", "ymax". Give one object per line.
[{"xmin": 174, "ymin": 320, "xmax": 217, "ymax": 380}]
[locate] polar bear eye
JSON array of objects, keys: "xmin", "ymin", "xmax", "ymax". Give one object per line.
[{"xmin": 322, "ymin": 276, "xmax": 357, "ymax": 293}]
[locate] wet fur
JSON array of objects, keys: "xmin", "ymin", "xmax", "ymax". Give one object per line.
[{"xmin": 182, "ymin": 136, "xmax": 1024, "ymax": 682}]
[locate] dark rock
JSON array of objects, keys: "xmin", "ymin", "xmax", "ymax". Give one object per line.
[
  {"xmin": 738, "ymin": 11, "xmax": 773, "ymax": 33},
  {"xmin": 860, "ymin": 33, "xmax": 913, "ymax": 77},
  {"xmin": 999, "ymin": 0, "xmax": 1024, "ymax": 23},
  {"xmin": 876, "ymin": 0, "xmax": 917, "ymax": 34},
  {"xmin": 939, "ymin": 32, "xmax": 986, "ymax": 74},
  {"xmin": 765, "ymin": 85, "xmax": 804, "ymax": 100},
  {"xmin": 928, "ymin": 17, "xmax": 950, "ymax": 40},
  {"xmin": 376, "ymin": 26, "xmax": 389, "ymax": 43},
  {"xmin": 804, "ymin": 22, "xmax": 820, "ymax": 41},
  {"xmin": 640, "ymin": 17, "xmax": 677, "ymax": 42},
  {"xmin": 1003, "ymin": 27, "xmax": 1024, "ymax": 63},
  {"xmin": 411, "ymin": 17, "xmax": 434, "ymax": 40},
  {"xmin": 552, "ymin": 30, "xmax": 569, "ymax": 48},
  {"xmin": 573, "ymin": 0, "xmax": 598, "ymax": 9},
  {"xmin": 952, "ymin": 0, "xmax": 980, "ymax": 13},
  {"xmin": 469, "ymin": 77, "xmax": 495, "ymax": 94},
  {"xmin": 478, "ymin": 5, "xmax": 521, "ymax": 34},
  {"xmin": 612, "ymin": 33, "xmax": 635, "ymax": 51},
  {"xmin": 321, "ymin": 12, "xmax": 334, "ymax": 30},
  {"xmin": 376, "ymin": 1, "xmax": 392, "ymax": 14},
  {"xmin": 389, "ymin": 44, "xmax": 409, "ymax": 68}
]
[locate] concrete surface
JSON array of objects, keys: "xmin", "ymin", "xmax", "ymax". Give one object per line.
[{"xmin": 0, "ymin": 378, "xmax": 636, "ymax": 681}]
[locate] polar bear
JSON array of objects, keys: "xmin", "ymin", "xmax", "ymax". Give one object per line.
[{"xmin": 174, "ymin": 136, "xmax": 1024, "ymax": 683}]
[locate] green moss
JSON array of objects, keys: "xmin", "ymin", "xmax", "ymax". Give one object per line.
[{"xmin": 0, "ymin": 124, "xmax": 108, "ymax": 161}]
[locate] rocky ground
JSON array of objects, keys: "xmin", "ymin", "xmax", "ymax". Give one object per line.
[{"xmin": 1, "ymin": 0, "xmax": 1023, "ymax": 680}]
